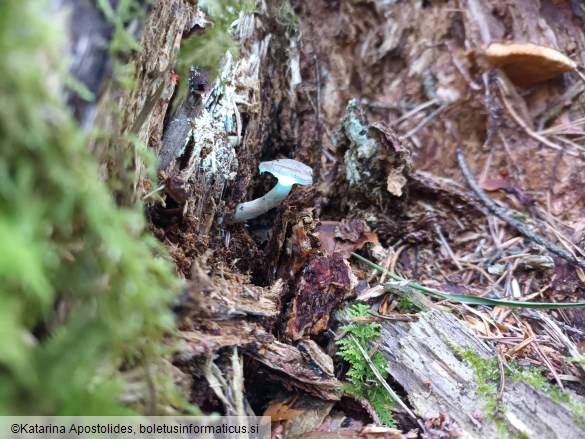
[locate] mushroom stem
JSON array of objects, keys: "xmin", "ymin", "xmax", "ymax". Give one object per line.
[
  {"xmin": 231, "ymin": 158, "xmax": 313, "ymax": 223},
  {"xmin": 233, "ymin": 182, "xmax": 292, "ymax": 222}
]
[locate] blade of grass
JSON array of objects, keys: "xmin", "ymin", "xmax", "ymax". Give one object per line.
[{"xmin": 351, "ymin": 253, "xmax": 585, "ymax": 309}]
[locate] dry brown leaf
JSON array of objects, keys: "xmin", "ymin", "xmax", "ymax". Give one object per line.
[
  {"xmin": 317, "ymin": 220, "xmax": 378, "ymax": 258},
  {"xmin": 465, "ymin": 315, "xmax": 490, "ymax": 336}
]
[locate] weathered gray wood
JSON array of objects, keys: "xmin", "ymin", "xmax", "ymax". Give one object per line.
[{"xmin": 343, "ymin": 305, "xmax": 585, "ymax": 438}]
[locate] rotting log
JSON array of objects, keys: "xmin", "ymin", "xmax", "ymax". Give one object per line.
[{"xmin": 337, "ymin": 302, "xmax": 585, "ymax": 438}]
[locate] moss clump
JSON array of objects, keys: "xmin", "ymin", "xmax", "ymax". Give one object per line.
[
  {"xmin": 397, "ymin": 296, "xmax": 420, "ymax": 313},
  {"xmin": 0, "ymin": 0, "xmax": 183, "ymax": 414},
  {"xmin": 452, "ymin": 347, "xmax": 502, "ymax": 421},
  {"xmin": 173, "ymin": 0, "xmax": 256, "ymax": 105},
  {"xmin": 453, "ymin": 345, "xmax": 585, "ymax": 435}
]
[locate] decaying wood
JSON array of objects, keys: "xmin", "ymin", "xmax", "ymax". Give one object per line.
[
  {"xmin": 174, "ymin": 260, "xmax": 342, "ymax": 401},
  {"xmin": 265, "ymin": 394, "xmax": 336, "ymax": 438},
  {"xmin": 316, "ymin": 219, "xmax": 379, "ymax": 259},
  {"xmin": 286, "ymin": 252, "xmax": 358, "ymax": 340},
  {"xmin": 328, "ymin": 100, "xmax": 413, "ymax": 213},
  {"xmin": 177, "ymin": 321, "xmax": 341, "ymax": 401},
  {"xmin": 265, "ymin": 189, "xmax": 318, "ymax": 283},
  {"xmin": 336, "ymin": 304, "xmax": 584, "ymax": 438},
  {"xmin": 115, "ymin": 0, "xmax": 201, "ymax": 154},
  {"xmin": 177, "ymin": 265, "xmax": 283, "ymax": 320},
  {"xmin": 159, "ymin": 93, "xmax": 202, "ymax": 173},
  {"xmin": 201, "ymin": 347, "xmax": 250, "ymax": 417},
  {"xmin": 177, "ymin": 322, "xmax": 262, "ymax": 360},
  {"xmin": 58, "ymin": 0, "xmax": 120, "ymax": 130},
  {"xmin": 248, "ymin": 338, "xmax": 341, "ymax": 401}
]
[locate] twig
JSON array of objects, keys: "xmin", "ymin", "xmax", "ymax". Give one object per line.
[
  {"xmin": 142, "ymin": 184, "xmax": 165, "ymax": 200},
  {"xmin": 435, "ymin": 224, "xmax": 462, "ymax": 270},
  {"xmin": 390, "ymin": 244, "xmax": 408, "ymax": 273},
  {"xmin": 525, "ymin": 324, "xmax": 565, "ymax": 392},
  {"xmin": 487, "ymin": 215, "xmax": 502, "ymax": 248},
  {"xmin": 534, "ymin": 312, "xmax": 585, "ymax": 377},
  {"xmin": 368, "ymin": 311, "xmax": 417, "ymax": 322},
  {"xmin": 403, "ymin": 103, "xmax": 449, "ymax": 139},
  {"xmin": 536, "ymin": 116, "xmax": 585, "ymax": 136},
  {"xmin": 392, "ymin": 99, "xmax": 439, "ymax": 126},
  {"xmin": 535, "ymin": 82, "xmax": 585, "ymax": 128},
  {"xmin": 496, "ymin": 78, "xmax": 581, "ymax": 157},
  {"xmin": 479, "ymin": 145, "xmax": 494, "ymax": 186},
  {"xmin": 390, "ymin": 244, "xmax": 408, "ymax": 276},
  {"xmin": 348, "ymin": 334, "xmax": 422, "ymax": 426},
  {"xmin": 479, "ymin": 336, "xmax": 544, "ymax": 342},
  {"xmin": 482, "ymin": 72, "xmax": 500, "ymax": 149},
  {"xmin": 504, "ymin": 335, "xmax": 537, "ymax": 358},
  {"xmin": 461, "ymin": 262, "xmax": 495, "ymax": 284},
  {"xmin": 445, "ymin": 40, "xmax": 482, "ymax": 91},
  {"xmin": 454, "ymin": 145, "xmax": 585, "ymax": 270},
  {"xmin": 363, "ymin": 100, "xmax": 416, "ymax": 111},
  {"xmin": 379, "ymin": 250, "xmax": 394, "ymax": 285},
  {"xmin": 546, "ymin": 223, "xmax": 585, "ymax": 259},
  {"xmin": 358, "ymin": 397, "xmax": 382, "ymax": 426},
  {"xmin": 552, "ymin": 135, "xmax": 585, "ymax": 153},
  {"xmin": 543, "ymin": 317, "xmax": 585, "ymax": 340},
  {"xmin": 314, "ymin": 54, "xmax": 322, "ymax": 145}
]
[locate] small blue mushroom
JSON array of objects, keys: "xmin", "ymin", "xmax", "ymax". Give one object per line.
[{"xmin": 233, "ymin": 159, "xmax": 313, "ymax": 222}]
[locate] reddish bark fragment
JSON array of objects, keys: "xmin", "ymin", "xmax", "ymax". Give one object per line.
[
  {"xmin": 335, "ymin": 218, "xmax": 370, "ymax": 242},
  {"xmin": 286, "ymin": 253, "xmax": 358, "ymax": 340},
  {"xmin": 317, "ymin": 219, "xmax": 378, "ymax": 258},
  {"xmin": 286, "ymin": 221, "xmax": 315, "ymax": 275}
]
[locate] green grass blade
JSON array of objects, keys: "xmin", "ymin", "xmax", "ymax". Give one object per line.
[{"xmin": 351, "ymin": 252, "xmax": 585, "ymax": 309}]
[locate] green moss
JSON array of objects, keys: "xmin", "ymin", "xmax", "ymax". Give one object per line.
[
  {"xmin": 336, "ymin": 304, "xmax": 396, "ymax": 427},
  {"xmin": 397, "ymin": 296, "xmax": 420, "ymax": 313},
  {"xmin": 451, "ymin": 346, "xmax": 502, "ymax": 421},
  {"xmin": 0, "ymin": 0, "xmax": 186, "ymax": 415},
  {"xmin": 507, "ymin": 362, "xmax": 585, "ymax": 429},
  {"xmin": 274, "ymin": 1, "xmax": 300, "ymax": 37},
  {"xmin": 174, "ymin": 0, "xmax": 256, "ymax": 105},
  {"xmin": 453, "ymin": 345, "xmax": 585, "ymax": 434},
  {"xmin": 570, "ymin": 400, "xmax": 585, "ymax": 430},
  {"xmin": 452, "ymin": 345, "xmax": 531, "ymax": 438}
]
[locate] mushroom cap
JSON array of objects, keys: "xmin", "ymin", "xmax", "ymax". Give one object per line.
[
  {"xmin": 259, "ymin": 159, "xmax": 313, "ymax": 186},
  {"xmin": 485, "ymin": 42, "xmax": 576, "ymax": 87}
]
